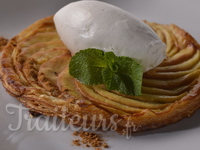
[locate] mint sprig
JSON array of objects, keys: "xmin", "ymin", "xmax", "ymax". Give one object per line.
[{"xmin": 69, "ymin": 48, "xmax": 143, "ymax": 95}]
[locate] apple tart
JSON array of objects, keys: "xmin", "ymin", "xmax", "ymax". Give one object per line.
[{"xmin": 0, "ymin": 16, "xmax": 200, "ymax": 133}]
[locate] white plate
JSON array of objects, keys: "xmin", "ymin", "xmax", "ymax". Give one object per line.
[{"xmin": 0, "ymin": 0, "xmax": 200, "ymax": 150}]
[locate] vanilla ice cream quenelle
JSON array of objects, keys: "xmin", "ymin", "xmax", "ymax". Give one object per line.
[{"xmin": 54, "ymin": 0, "xmax": 166, "ymax": 72}]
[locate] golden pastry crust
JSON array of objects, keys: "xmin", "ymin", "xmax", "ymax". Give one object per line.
[
  {"xmin": 1, "ymin": 16, "xmax": 200, "ymax": 133},
  {"xmin": 0, "ymin": 37, "xmax": 8, "ymax": 52}
]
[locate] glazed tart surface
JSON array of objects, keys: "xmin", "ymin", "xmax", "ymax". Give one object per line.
[{"xmin": 1, "ymin": 16, "xmax": 200, "ymax": 133}]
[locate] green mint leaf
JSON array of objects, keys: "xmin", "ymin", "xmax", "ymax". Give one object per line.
[
  {"xmin": 116, "ymin": 56, "xmax": 143, "ymax": 95},
  {"xmin": 69, "ymin": 49, "xmax": 106, "ymax": 85},
  {"xmin": 69, "ymin": 48, "xmax": 143, "ymax": 96}
]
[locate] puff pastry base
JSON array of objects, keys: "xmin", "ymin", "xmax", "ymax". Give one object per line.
[{"xmin": 1, "ymin": 16, "xmax": 200, "ymax": 133}]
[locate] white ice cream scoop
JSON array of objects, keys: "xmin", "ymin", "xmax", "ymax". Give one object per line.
[{"xmin": 54, "ymin": 0, "xmax": 166, "ymax": 72}]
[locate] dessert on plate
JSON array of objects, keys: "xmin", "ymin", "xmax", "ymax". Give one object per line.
[{"xmin": 0, "ymin": 1, "xmax": 200, "ymax": 133}]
